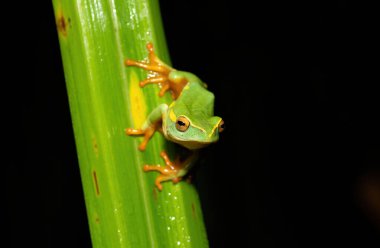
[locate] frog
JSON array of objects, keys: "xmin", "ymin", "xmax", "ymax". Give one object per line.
[{"xmin": 125, "ymin": 43, "xmax": 224, "ymax": 191}]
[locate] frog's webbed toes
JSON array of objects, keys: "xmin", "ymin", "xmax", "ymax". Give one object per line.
[
  {"xmin": 125, "ymin": 125, "xmax": 157, "ymax": 151},
  {"xmin": 143, "ymin": 151, "xmax": 185, "ymax": 191}
]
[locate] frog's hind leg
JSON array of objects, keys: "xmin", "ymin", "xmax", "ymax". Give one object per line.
[
  {"xmin": 125, "ymin": 43, "xmax": 178, "ymax": 98},
  {"xmin": 138, "ymin": 76, "xmax": 171, "ymax": 97},
  {"xmin": 125, "ymin": 43, "xmax": 171, "ymax": 73},
  {"xmin": 124, "ymin": 59, "xmax": 169, "ymax": 74}
]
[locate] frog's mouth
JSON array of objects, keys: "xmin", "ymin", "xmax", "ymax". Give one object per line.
[
  {"xmin": 165, "ymin": 132, "xmax": 213, "ymax": 150},
  {"xmin": 174, "ymin": 139, "xmax": 211, "ymax": 150}
]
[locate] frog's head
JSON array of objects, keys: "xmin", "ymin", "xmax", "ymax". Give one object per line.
[{"xmin": 165, "ymin": 111, "xmax": 224, "ymax": 150}]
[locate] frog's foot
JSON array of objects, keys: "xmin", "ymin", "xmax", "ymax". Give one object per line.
[
  {"xmin": 139, "ymin": 76, "xmax": 171, "ymax": 97},
  {"xmin": 125, "ymin": 43, "xmax": 173, "ymax": 97},
  {"xmin": 143, "ymin": 151, "xmax": 184, "ymax": 191},
  {"xmin": 125, "ymin": 122, "xmax": 160, "ymax": 151}
]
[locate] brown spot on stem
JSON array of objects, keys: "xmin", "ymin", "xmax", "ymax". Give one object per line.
[
  {"xmin": 95, "ymin": 215, "xmax": 100, "ymax": 224},
  {"xmin": 93, "ymin": 137, "xmax": 99, "ymax": 157},
  {"xmin": 191, "ymin": 203, "xmax": 197, "ymax": 219},
  {"xmin": 93, "ymin": 170, "xmax": 100, "ymax": 196},
  {"xmin": 56, "ymin": 10, "xmax": 68, "ymax": 37}
]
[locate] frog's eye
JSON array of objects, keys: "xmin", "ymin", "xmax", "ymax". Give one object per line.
[
  {"xmin": 176, "ymin": 116, "xmax": 190, "ymax": 132},
  {"xmin": 218, "ymin": 120, "xmax": 225, "ymax": 133}
]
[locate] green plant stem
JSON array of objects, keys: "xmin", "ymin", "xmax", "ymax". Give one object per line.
[{"xmin": 52, "ymin": 0, "xmax": 208, "ymax": 247}]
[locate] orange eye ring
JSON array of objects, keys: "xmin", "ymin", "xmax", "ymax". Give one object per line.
[
  {"xmin": 176, "ymin": 116, "xmax": 190, "ymax": 132},
  {"xmin": 218, "ymin": 120, "xmax": 225, "ymax": 133}
]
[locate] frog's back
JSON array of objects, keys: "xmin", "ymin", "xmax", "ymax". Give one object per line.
[{"xmin": 176, "ymin": 82, "xmax": 215, "ymax": 117}]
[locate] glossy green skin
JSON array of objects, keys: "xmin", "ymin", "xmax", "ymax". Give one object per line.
[{"xmin": 145, "ymin": 71, "xmax": 222, "ymax": 150}]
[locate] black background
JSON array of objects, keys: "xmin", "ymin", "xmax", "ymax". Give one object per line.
[{"xmin": 5, "ymin": 1, "xmax": 379, "ymax": 247}]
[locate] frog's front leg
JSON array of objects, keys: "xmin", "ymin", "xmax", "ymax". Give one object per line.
[
  {"xmin": 125, "ymin": 104, "xmax": 168, "ymax": 151},
  {"xmin": 144, "ymin": 150, "xmax": 198, "ymax": 191}
]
